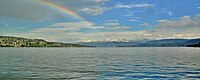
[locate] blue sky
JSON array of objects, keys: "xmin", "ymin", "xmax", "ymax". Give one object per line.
[{"xmin": 0, "ymin": 0, "xmax": 200, "ymax": 42}]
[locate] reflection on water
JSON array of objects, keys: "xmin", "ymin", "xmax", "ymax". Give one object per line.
[{"xmin": 0, "ymin": 47, "xmax": 200, "ymax": 80}]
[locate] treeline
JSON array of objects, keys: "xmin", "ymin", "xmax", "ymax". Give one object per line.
[{"xmin": 0, "ymin": 36, "xmax": 89, "ymax": 47}]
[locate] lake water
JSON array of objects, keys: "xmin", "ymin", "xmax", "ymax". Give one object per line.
[{"xmin": 0, "ymin": 47, "xmax": 200, "ymax": 80}]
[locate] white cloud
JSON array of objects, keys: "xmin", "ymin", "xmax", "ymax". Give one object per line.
[
  {"xmin": 104, "ymin": 22, "xmax": 119, "ymax": 27},
  {"xmin": 51, "ymin": 0, "xmax": 111, "ymax": 16},
  {"xmin": 32, "ymin": 22, "xmax": 103, "ymax": 33},
  {"xmin": 95, "ymin": 0, "xmax": 109, "ymax": 2},
  {"xmin": 103, "ymin": 22, "xmax": 130, "ymax": 31},
  {"xmin": 79, "ymin": 6, "xmax": 111, "ymax": 16},
  {"xmin": 125, "ymin": 13, "xmax": 133, "ymax": 17},
  {"xmin": 129, "ymin": 19, "xmax": 139, "ymax": 22},
  {"xmin": 157, "ymin": 16, "xmax": 192, "ymax": 28},
  {"xmin": 140, "ymin": 23, "xmax": 152, "ymax": 27},
  {"xmin": 105, "ymin": 19, "xmax": 119, "ymax": 22},
  {"xmin": 161, "ymin": 11, "xmax": 173, "ymax": 16},
  {"xmin": 168, "ymin": 11, "xmax": 173, "ymax": 16},
  {"xmin": 144, "ymin": 14, "xmax": 200, "ymax": 39},
  {"xmin": 114, "ymin": 3, "xmax": 154, "ymax": 9},
  {"xmin": 105, "ymin": 26, "xmax": 130, "ymax": 31}
]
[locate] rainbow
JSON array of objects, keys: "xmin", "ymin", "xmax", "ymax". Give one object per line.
[
  {"xmin": 0, "ymin": 22, "xmax": 9, "ymax": 28},
  {"xmin": 33, "ymin": 0, "xmax": 86, "ymax": 21}
]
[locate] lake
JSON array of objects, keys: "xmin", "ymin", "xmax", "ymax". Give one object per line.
[{"xmin": 0, "ymin": 47, "xmax": 200, "ymax": 80}]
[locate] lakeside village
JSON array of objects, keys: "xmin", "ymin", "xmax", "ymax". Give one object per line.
[{"xmin": 0, "ymin": 36, "xmax": 88, "ymax": 47}]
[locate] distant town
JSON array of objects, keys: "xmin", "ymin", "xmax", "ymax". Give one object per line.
[{"xmin": 0, "ymin": 36, "xmax": 89, "ymax": 47}]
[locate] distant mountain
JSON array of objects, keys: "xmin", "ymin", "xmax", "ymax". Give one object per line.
[
  {"xmin": 185, "ymin": 38, "xmax": 200, "ymax": 44},
  {"xmin": 80, "ymin": 42, "xmax": 140, "ymax": 47},
  {"xmin": 79, "ymin": 40, "xmax": 149, "ymax": 47},
  {"xmin": 79, "ymin": 38, "xmax": 200, "ymax": 47},
  {"xmin": 0, "ymin": 36, "xmax": 89, "ymax": 47},
  {"xmin": 135, "ymin": 39, "xmax": 189, "ymax": 47},
  {"xmin": 145, "ymin": 39, "xmax": 189, "ymax": 44}
]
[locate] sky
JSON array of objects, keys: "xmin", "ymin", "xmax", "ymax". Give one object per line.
[{"xmin": 0, "ymin": 0, "xmax": 200, "ymax": 43}]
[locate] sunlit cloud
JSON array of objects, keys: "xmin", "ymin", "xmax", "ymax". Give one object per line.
[
  {"xmin": 78, "ymin": 6, "xmax": 111, "ymax": 16},
  {"xmin": 105, "ymin": 19, "xmax": 119, "ymax": 22},
  {"xmin": 157, "ymin": 16, "xmax": 193, "ymax": 28},
  {"xmin": 32, "ymin": 21, "xmax": 103, "ymax": 33},
  {"xmin": 140, "ymin": 23, "xmax": 152, "ymax": 27},
  {"xmin": 104, "ymin": 22, "xmax": 119, "ymax": 27},
  {"xmin": 114, "ymin": 3, "xmax": 155, "ymax": 9}
]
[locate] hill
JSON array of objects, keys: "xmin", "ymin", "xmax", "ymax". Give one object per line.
[
  {"xmin": 185, "ymin": 39, "xmax": 200, "ymax": 44},
  {"xmin": 187, "ymin": 42, "xmax": 200, "ymax": 47},
  {"xmin": 0, "ymin": 36, "xmax": 89, "ymax": 47},
  {"xmin": 135, "ymin": 39, "xmax": 189, "ymax": 47}
]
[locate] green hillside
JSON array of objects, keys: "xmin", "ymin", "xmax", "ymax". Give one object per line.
[{"xmin": 0, "ymin": 36, "xmax": 89, "ymax": 47}]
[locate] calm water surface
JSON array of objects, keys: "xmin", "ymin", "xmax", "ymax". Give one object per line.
[{"xmin": 0, "ymin": 47, "xmax": 200, "ymax": 80}]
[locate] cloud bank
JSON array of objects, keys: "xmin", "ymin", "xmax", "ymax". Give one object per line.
[{"xmin": 27, "ymin": 14, "xmax": 200, "ymax": 42}]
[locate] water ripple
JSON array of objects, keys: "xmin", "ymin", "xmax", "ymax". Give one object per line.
[{"xmin": 0, "ymin": 47, "xmax": 200, "ymax": 79}]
